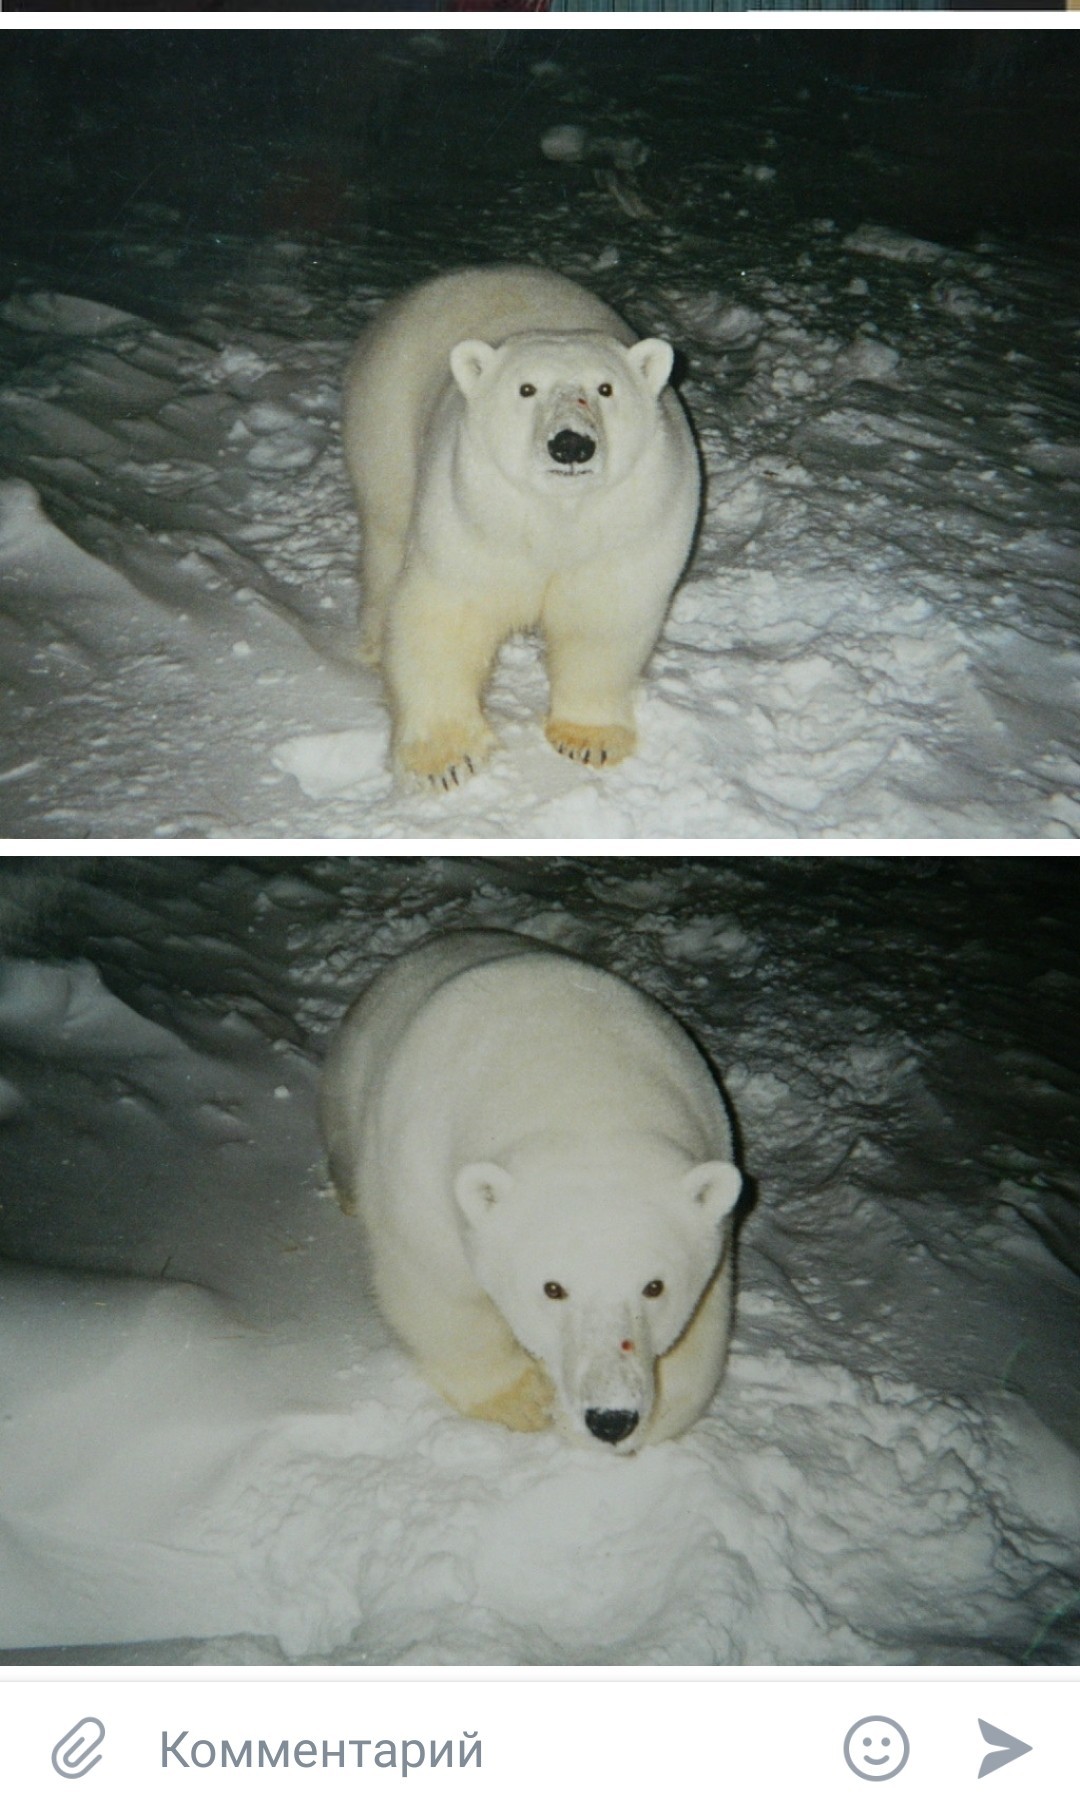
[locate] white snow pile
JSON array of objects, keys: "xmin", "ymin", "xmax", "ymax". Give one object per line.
[
  {"xmin": 1, "ymin": 856, "xmax": 1077, "ymax": 1665},
  {"xmin": 1, "ymin": 34, "xmax": 1078, "ymax": 837}
]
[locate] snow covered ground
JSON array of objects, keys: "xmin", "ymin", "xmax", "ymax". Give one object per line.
[
  {"xmin": 0, "ymin": 855, "xmax": 1077, "ymax": 1665},
  {"xmin": 1, "ymin": 32, "xmax": 1078, "ymax": 837}
]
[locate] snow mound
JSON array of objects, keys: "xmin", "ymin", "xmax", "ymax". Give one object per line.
[{"xmin": 0, "ymin": 292, "xmax": 140, "ymax": 336}]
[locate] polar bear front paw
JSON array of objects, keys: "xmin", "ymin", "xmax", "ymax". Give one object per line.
[
  {"xmin": 546, "ymin": 719, "xmax": 636, "ymax": 769},
  {"xmin": 467, "ymin": 1362, "xmax": 554, "ymax": 1433},
  {"xmin": 397, "ymin": 723, "xmax": 495, "ymax": 791}
]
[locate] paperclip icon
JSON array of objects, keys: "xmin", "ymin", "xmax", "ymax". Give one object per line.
[{"xmin": 51, "ymin": 1717, "xmax": 106, "ymax": 1779}]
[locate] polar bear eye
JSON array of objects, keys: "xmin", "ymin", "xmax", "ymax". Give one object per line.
[
  {"xmin": 598, "ymin": 382, "xmax": 614, "ymax": 398},
  {"xmin": 642, "ymin": 1279, "xmax": 664, "ymax": 1298},
  {"xmin": 543, "ymin": 1280, "xmax": 567, "ymax": 1300},
  {"xmin": 519, "ymin": 383, "xmax": 537, "ymax": 398}
]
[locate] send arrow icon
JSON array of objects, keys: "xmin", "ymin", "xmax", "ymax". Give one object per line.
[{"xmin": 978, "ymin": 1720, "xmax": 1032, "ymax": 1779}]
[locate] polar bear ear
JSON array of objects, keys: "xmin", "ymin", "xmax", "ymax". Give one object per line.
[
  {"xmin": 454, "ymin": 1161, "xmax": 515, "ymax": 1228},
  {"xmin": 450, "ymin": 340, "xmax": 498, "ymax": 396},
  {"xmin": 680, "ymin": 1160, "xmax": 742, "ymax": 1228},
  {"xmin": 625, "ymin": 338, "xmax": 675, "ymax": 397}
]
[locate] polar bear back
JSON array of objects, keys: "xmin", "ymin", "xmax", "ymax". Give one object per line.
[
  {"xmin": 320, "ymin": 932, "xmax": 733, "ymax": 1250},
  {"xmin": 319, "ymin": 930, "xmax": 526, "ymax": 1211},
  {"xmin": 346, "ymin": 265, "xmax": 631, "ymax": 442}
]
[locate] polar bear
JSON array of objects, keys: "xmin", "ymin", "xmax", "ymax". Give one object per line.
[
  {"xmin": 318, "ymin": 932, "xmax": 742, "ymax": 1451},
  {"xmin": 341, "ymin": 266, "xmax": 701, "ymax": 788}
]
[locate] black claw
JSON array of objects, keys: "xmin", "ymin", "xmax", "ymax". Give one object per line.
[{"xmin": 465, "ymin": 755, "xmax": 475, "ymax": 775}]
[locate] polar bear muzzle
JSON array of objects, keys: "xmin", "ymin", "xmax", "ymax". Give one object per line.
[{"xmin": 540, "ymin": 386, "xmax": 604, "ymax": 478}]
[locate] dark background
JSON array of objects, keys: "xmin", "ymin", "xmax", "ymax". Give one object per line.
[{"xmin": 2, "ymin": 31, "xmax": 1078, "ymax": 274}]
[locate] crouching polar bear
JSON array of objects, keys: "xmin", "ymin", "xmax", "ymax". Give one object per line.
[
  {"xmin": 342, "ymin": 265, "xmax": 701, "ymax": 789},
  {"xmin": 319, "ymin": 932, "xmax": 742, "ymax": 1451}
]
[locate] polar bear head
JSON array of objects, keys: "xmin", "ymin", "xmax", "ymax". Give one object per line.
[
  {"xmin": 453, "ymin": 1144, "xmax": 741, "ymax": 1452},
  {"xmin": 448, "ymin": 330, "xmax": 675, "ymax": 494}
]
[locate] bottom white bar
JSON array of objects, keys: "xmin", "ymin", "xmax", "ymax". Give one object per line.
[{"xmin": 1, "ymin": 1671, "xmax": 1073, "ymax": 1813}]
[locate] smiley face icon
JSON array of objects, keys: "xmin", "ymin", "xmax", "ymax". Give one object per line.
[{"xmin": 843, "ymin": 1716, "xmax": 910, "ymax": 1781}]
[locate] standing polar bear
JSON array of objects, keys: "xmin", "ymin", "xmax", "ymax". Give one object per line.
[
  {"xmin": 319, "ymin": 932, "xmax": 743, "ymax": 1451},
  {"xmin": 342, "ymin": 266, "xmax": 701, "ymax": 789}
]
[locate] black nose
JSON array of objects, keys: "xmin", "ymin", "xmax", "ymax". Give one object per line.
[
  {"xmin": 585, "ymin": 1407, "xmax": 639, "ymax": 1445},
  {"xmin": 548, "ymin": 428, "xmax": 596, "ymax": 466}
]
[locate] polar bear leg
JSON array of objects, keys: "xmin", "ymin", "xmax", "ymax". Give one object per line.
[
  {"xmin": 357, "ymin": 519, "xmax": 407, "ymax": 667},
  {"xmin": 543, "ymin": 636, "xmax": 642, "ymax": 767},
  {"xmin": 383, "ymin": 579, "xmax": 503, "ymax": 788},
  {"xmin": 373, "ymin": 1238, "xmax": 552, "ymax": 1429},
  {"xmin": 467, "ymin": 1360, "xmax": 555, "ymax": 1433},
  {"xmin": 648, "ymin": 1265, "xmax": 733, "ymax": 1445},
  {"xmin": 542, "ymin": 571, "xmax": 668, "ymax": 768}
]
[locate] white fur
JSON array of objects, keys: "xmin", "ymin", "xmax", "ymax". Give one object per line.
[
  {"xmin": 342, "ymin": 265, "xmax": 701, "ymax": 788},
  {"xmin": 319, "ymin": 933, "xmax": 742, "ymax": 1452}
]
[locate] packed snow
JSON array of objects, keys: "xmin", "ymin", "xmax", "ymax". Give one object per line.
[
  {"xmin": 1, "ymin": 32, "xmax": 1078, "ymax": 837},
  {"xmin": 0, "ymin": 855, "xmax": 1077, "ymax": 1665}
]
